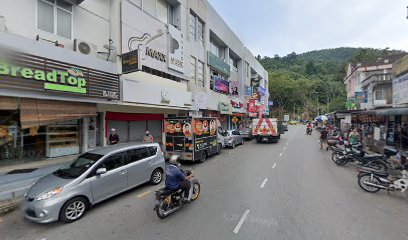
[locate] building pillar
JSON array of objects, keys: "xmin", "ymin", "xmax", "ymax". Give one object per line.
[{"xmin": 82, "ymin": 117, "xmax": 89, "ymax": 153}]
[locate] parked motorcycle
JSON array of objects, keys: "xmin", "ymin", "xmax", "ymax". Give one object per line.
[
  {"xmin": 332, "ymin": 142, "xmax": 388, "ymax": 171},
  {"xmin": 154, "ymin": 170, "xmax": 200, "ymax": 219},
  {"xmin": 357, "ymin": 166, "xmax": 408, "ymax": 193}
]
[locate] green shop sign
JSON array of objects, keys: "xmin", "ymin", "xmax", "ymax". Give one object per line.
[
  {"xmin": 207, "ymin": 51, "xmax": 230, "ymax": 77},
  {"xmin": 0, "ymin": 62, "xmax": 87, "ymax": 94}
]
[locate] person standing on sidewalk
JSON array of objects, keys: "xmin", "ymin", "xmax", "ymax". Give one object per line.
[
  {"xmin": 320, "ymin": 126, "xmax": 328, "ymax": 150},
  {"xmin": 143, "ymin": 131, "xmax": 154, "ymax": 143},
  {"xmin": 109, "ymin": 128, "xmax": 120, "ymax": 145}
]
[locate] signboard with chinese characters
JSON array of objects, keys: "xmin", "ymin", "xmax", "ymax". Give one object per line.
[
  {"xmin": 229, "ymin": 81, "xmax": 239, "ymax": 96},
  {"xmin": 218, "ymin": 102, "xmax": 233, "ymax": 115},
  {"xmin": 245, "ymin": 86, "xmax": 252, "ymax": 96}
]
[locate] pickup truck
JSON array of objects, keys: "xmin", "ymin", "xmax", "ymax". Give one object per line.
[{"xmin": 252, "ymin": 118, "xmax": 282, "ymax": 143}]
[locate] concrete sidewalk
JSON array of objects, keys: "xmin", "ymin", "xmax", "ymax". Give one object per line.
[{"xmin": 0, "ymin": 155, "xmax": 77, "ymax": 201}]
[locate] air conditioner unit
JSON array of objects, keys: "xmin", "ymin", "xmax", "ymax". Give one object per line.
[
  {"xmin": 74, "ymin": 39, "xmax": 97, "ymax": 57},
  {"xmin": 0, "ymin": 16, "xmax": 6, "ymax": 32}
]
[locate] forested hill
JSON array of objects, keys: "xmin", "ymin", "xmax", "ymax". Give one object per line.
[{"xmin": 259, "ymin": 47, "xmax": 405, "ymax": 119}]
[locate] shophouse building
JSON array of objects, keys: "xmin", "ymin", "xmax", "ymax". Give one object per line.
[{"xmin": 0, "ymin": 0, "xmax": 268, "ymax": 166}]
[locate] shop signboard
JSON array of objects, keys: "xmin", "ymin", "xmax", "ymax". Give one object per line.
[
  {"xmin": 168, "ymin": 25, "xmax": 184, "ymax": 73},
  {"xmin": 354, "ymin": 92, "xmax": 367, "ymax": 103},
  {"xmin": 0, "ymin": 53, "xmax": 119, "ymax": 100},
  {"xmin": 248, "ymin": 100, "xmax": 256, "ymax": 113},
  {"xmin": 393, "ymin": 72, "xmax": 408, "ymax": 106},
  {"xmin": 212, "ymin": 76, "xmax": 229, "ymax": 94},
  {"xmin": 268, "ymin": 101, "xmax": 274, "ymax": 106},
  {"xmin": 231, "ymin": 99, "xmax": 243, "ymax": 109},
  {"xmin": 258, "ymin": 86, "xmax": 266, "ymax": 96},
  {"xmin": 218, "ymin": 102, "xmax": 232, "ymax": 115},
  {"xmin": 245, "ymin": 86, "xmax": 252, "ymax": 96},
  {"xmin": 122, "ymin": 49, "xmax": 140, "ymax": 74},
  {"xmin": 207, "ymin": 51, "xmax": 230, "ymax": 77},
  {"xmin": 229, "ymin": 80, "xmax": 239, "ymax": 96}
]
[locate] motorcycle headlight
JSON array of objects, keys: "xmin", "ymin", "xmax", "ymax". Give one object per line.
[{"xmin": 35, "ymin": 187, "xmax": 63, "ymax": 201}]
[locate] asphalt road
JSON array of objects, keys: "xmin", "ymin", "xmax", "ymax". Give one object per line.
[{"xmin": 1, "ymin": 125, "xmax": 408, "ymax": 240}]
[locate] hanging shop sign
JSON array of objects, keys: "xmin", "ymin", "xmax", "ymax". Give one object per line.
[
  {"xmin": 258, "ymin": 86, "xmax": 266, "ymax": 96},
  {"xmin": 207, "ymin": 51, "xmax": 230, "ymax": 77},
  {"xmin": 354, "ymin": 91, "xmax": 367, "ymax": 103},
  {"xmin": 0, "ymin": 53, "xmax": 119, "ymax": 100},
  {"xmin": 122, "ymin": 49, "xmax": 140, "ymax": 74},
  {"xmin": 211, "ymin": 76, "xmax": 229, "ymax": 94},
  {"xmin": 218, "ymin": 102, "xmax": 233, "ymax": 115},
  {"xmin": 245, "ymin": 86, "xmax": 252, "ymax": 96},
  {"xmin": 229, "ymin": 81, "xmax": 239, "ymax": 96},
  {"xmin": 248, "ymin": 100, "xmax": 256, "ymax": 113},
  {"xmin": 393, "ymin": 72, "xmax": 408, "ymax": 106}
]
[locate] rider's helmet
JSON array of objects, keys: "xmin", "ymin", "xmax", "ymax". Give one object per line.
[{"xmin": 169, "ymin": 155, "xmax": 181, "ymax": 166}]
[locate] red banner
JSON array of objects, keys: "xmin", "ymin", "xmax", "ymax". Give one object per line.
[{"xmin": 248, "ymin": 100, "xmax": 256, "ymax": 112}]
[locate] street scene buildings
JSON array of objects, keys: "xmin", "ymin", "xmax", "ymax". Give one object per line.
[{"xmin": 0, "ymin": 0, "xmax": 268, "ymax": 167}]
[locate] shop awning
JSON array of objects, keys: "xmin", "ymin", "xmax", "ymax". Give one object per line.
[
  {"xmin": 0, "ymin": 96, "xmax": 18, "ymax": 110},
  {"xmin": 375, "ymin": 108, "xmax": 408, "ymax": 116},
  {"xmin": 20, "ymin": 98, "xmax": 96, "ymax": 129}
]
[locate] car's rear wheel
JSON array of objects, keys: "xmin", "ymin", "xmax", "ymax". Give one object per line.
[
  {"xmin": 232, "ymin": 141, "xmax": 236, "ymax": 149},
  {"xmin": 241, "ymin": 139, "xmax": 244, "ymax": 145},
  {"xmin": 217, "ymin": 143, "xmax": 222, "ymax": 154},
  {"xmin": 150, "ymin": 169, "xmax": 163, "ymax": 185},
  {"xmin": 60, "ymin": 197, "xmax": 88, "ymax": 223}
]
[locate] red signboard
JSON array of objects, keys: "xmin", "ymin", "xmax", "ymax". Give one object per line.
[{"xmin": 248, "ymin": 100, "xmax": 256, "ymax": 113}]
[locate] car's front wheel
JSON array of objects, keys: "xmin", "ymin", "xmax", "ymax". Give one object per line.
[
  {"xmin": 150, "ymin": 169, "xmax": 163, "ymax": 185},
  {"xmin": 60, "ymin": 197, "xmax": 88, "ymax": 223}
]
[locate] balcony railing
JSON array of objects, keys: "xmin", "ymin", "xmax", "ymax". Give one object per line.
[{"xmin": 361, "ymin": 74, "xmax": 392, "ymax": 88}]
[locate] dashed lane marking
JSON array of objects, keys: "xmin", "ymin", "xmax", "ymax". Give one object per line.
[
  {"xmin": 283, "ymin": 146, "xmax": 286, "ymax": 151},
  {"xmin": 279, "ymin": 153, "xmax": 282, "ymax": 157},
  {"xmin": 272, "ymin": 163, "xmax": 277, "ymax": 169},
  {"xmin": 233, "ymin": 209, "xmax": 250, "ymax": 234},
  {"xmin": 260, "ymin": 178, "xmax": 268, "ymax": 188},
  {"xmin": 137, "ymin": 191, "xmax": 151, "ymax": 198}
]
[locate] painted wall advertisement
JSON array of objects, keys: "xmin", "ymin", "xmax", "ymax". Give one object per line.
[
  {"xmin": 122, "ymin": 1, "xmax": 174, "ymax": 76},
  {"xmin": 168, "ymin": 25, "xmax": 184, "ymax": 73},
  {"xmin": 393, "ymin": 73, "xmax": 408, "ymax": 106}
]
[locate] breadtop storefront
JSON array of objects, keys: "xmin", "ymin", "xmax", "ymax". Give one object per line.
[{"xmin": 0, "ymin": 52, "xmax": 119, "ymax": 165}]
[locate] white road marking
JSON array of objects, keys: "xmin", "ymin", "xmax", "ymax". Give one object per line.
[
  {"xmin": 260, "ymin": 178, "xmax": 268, "ymax": 188},
  {"xmin": 286, "ymin": 142, "xmax": 289, "ymax": 146},
  {"xmin": 272, "ymin": 163, "xmax": 277, "ymax": 168},
  {"xmin": 233, "ymin": 209, "xmax": 250, "ymax": 234},
  {"xmin": 137, "ymin": 190, "xmax": 151, "ymax": 198},
  {"xmin": 279, "ymin": 153, "xmax": 282, "ymax": 157},
  {"xmin": 283, "ymin": 146, "xmax": 286, "ymax": 151}
]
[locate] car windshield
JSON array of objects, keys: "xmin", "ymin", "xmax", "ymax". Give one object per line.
[{"xmin": 53, "ymin": 153, "xmax": 103, "ymax": 179}]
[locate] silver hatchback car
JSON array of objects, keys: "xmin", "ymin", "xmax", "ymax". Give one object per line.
[{"xmin": 22, "ymin": 143, "xmax": 165, "ymax": 223}]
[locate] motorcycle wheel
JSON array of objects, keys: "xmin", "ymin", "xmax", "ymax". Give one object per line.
[
  {"xmin": 336, "ymin": 156, "xmax": 349, "ymax": 166},
  {"xmin": 331, "ymin": 152, "xmax": 340, "ymax": 163},
  {"xmin": 191, "ymin": 182, "xmax": 201, "ymax": 201},
  {"xmin": 357, "ymin": 173, "xmax": 381, "ymax": 193},
  {"xmin": 366, "ymin": 161, "xmax": 388, "ymax": 172},
  {"xmin": 156, "ymin": 198, "xmax": 171, "ymax": 219}
]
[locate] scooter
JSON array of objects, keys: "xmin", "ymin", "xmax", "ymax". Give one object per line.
[
  {"xmin": 154, "ymin": 170, "xmax": 200, "ymax": 219},
  {"xmin": 306, "ymin": 127, "xmax": 312, "ymax": 135},
  {"xmin": 357, "ymin": 166, "xmax": 408, "ymax": 193}
]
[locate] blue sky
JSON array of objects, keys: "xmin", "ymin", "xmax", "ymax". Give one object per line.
[{"xmin": 207, "ymin": 0, "xmax": 408, "ymax": 57}]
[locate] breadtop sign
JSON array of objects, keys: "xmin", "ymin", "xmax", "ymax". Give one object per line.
[{"xmin": 0, "ymin": 62, "xmax": 87, "ymax": 94}]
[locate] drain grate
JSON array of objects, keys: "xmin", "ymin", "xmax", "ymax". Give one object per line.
[{"xmin": 6, "ymin": 168, "xmax": 38, "ymax": 174}]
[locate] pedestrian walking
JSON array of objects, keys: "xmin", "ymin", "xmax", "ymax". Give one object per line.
[
  {"xmin": 143, "ymin": 131, "xmax": 155, "ymax": 143},
  {"xmin": 109, "ymin": 128, "xmax": 120, "ymax": 145},
  {"xmin": 320, "ymin": 126, "xmax": 328, "ymax": 150}
]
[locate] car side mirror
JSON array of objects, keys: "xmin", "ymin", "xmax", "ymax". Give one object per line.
[{"xmin": 96, "ymin": 168, "xmax": 107, "ymax": 175}]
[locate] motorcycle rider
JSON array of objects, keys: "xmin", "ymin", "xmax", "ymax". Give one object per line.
[
  {"xmin": 306, "ymin": 122, "xmax": 313, "ymax": 134},
  {"xmin": 165, "ymin": 155, "xmax": 193, "ymax": 202}
]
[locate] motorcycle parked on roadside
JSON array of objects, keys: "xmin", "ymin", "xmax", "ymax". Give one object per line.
[
  {"xmin": 154, "ymin": 170, "xmax": 200, "ymax": 219},
  {"xmin": 331, "ymin": 142, "xmax": 388, "ymax": 171},
  {"xmin": 357, "ymin": 166, "xmax": 408, "ymax": 193}
]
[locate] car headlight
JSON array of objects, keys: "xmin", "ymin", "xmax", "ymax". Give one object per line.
[{"xmin": 35, "ymin": 187, "xmax": 63, "ymax": 201}]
